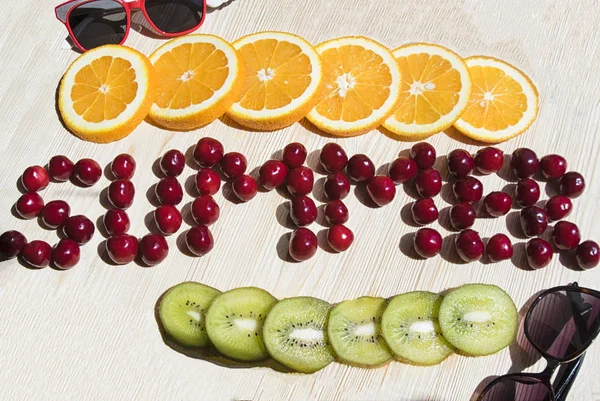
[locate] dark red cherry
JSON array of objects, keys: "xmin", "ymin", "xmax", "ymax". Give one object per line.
[
  {"xmin": 520, "ymin": 206, "xmax": 548, "ymax": 237},
  {"xmin": 324, "ymin": 200, "xmax": 349, "ymax": 225},
  {"xmin": 160, "ymin": 149, "xmax": 185, "ymax": 177},
  {"xmin": 48, "ymin": 155, "xmax": 74, "ymax": 182},
  {"xmin": 20, "ymin": 240, "xmax": 52, "ymax": 268},
  {"xmin": 286, "ymin": 166, "xmax": 314, "ymax": 196},
  {"xmin": 139, "ymin": 234, "xmax": 169, "ymax": 266},
  {"xmin": 452, "ymin": 176, "xmax": 483, "ymax": 203},
  {"xmin": 486, "ymin": 234, "xmax": 513, "ymax": 262},
  {"xmin": 576, "ymin": 241, "xmax": 599, "ymax": 270},
  {"xmin": 289, "ymin": 196, "xmax": 318, "ymax": 227},
  {"xmin": 447, "ymin": 149, "xmax": 474, "ymax": 177},
  {"xmin": 221, "ymin": 152, "xmax": 247, "ymax": 178},
  {"xmin": 195, "ymin": 168, "xmax": 221, "ymax": 196},
  {"xmin": 484, "ymin": 191, "xmax": 512, "ymax": 217},
  {"xmin": 282, "ymin": 142, "xmax": 307, "ymax": 169},
  {"xmin": 410, "ymin": 142, "xmax": 436, "ymax": 169},
  {"xmin": 388, "ymin": 156, "xmax": 417, "ymax": 184},
  {"xmin": 413, "ymin": 228, "xmax": 443, "ymax": 258},
  {"xmin": 449, "ymin": 202, "xmax": 476, "ymax": 230},
  {"xmin": 232, "ymin": 174, "xmax": 258, "ymax": 202},
  {"xmin": 327, "ymin": 224, "xmax": 354, "ymax": 252},
  {"xmin": 545, "ymin": 195, "xmax": 572, "ymax": 221},
  {"xmin": 21, "ymin": 165, "xmax": 49, "ymax": 192},
  {"xmin": 319, "ymin": 143, "xmax": 348, "ymax": 173},
  {"xmin": 540, "ymin": 154, "xmax": 567, "ymax": 179},
  {"xmin": 455, "ymin": 229, "xmax": 485, "ymax": 262},
  {"xmin": 41, "ymin": 200, "xmax": 70, "ymax": 229},
  {"xmin": 0, "ymin": 231, "xmax": 27, "ymax": 259},
  {"xmin": 154, "ymin": 205, "xmax": 182, "ymax": 236},
  {"xmin": 63, "ymin": 215, "xmax": 95, "ymax": 245},
  {"xmin": 366, "ymin": 176, "xmax": 396, "ymax": 206},
  {"xmin": 526, "ymin": 238, "xmax": 553, "ymax": 269},
  {"xmin": 411, "ymin": 198, "xmax": 439, "ymax": 225},
  {"xmin": 474, "ymin": 147, "xmax": 504, "ymax": 175},
  {"xmin": 559, "ymin": 172, "xmax": 585, "ymax": 198},
  {"xmin": 191, "ymin": 195, "xmax": 220, "ymax": 226},
  {"xmin": 15, "ymin": 192, "xmax": 44, "ymax": 219},
  {"xmin": 72, "ymin": 158, "xmax": 102, "ymax": 186},
  {"xmin": 324, "ymin": 172, "xmax": 350, "ymax": 200},
  {"xmin": 186, "ymin": 225, "xmax": 214, "ymax": 257},
  {"xmin": 103, "ymin": 209, "xmax": 130, "ymax": 236},
  {"xmin": 155, "ymin": 177, "xmax": 183, "ymax": 206},
  {"xmin": 108, "ymin": 179, "xmax": 135, "ymax": 209},
  {"xmin": 52, "ymin": 239, "xmax": 80, "ymax": 269},
  {"xmin": 289, "ymin": 228, "xmax": 318, "ymax": 261},
  {"xmin": 347, "ymin": 154, "xmax": 375, "ymax": 183},
  {"xmin": 111, "ymin": 154, "xmax": 136, "ymax": 180},
  {"xmin": 259, "ymin": 160, "xmax": 288, "ymax": 191},
  {"xmin": 415, "ymin": 168, "xmax": 442, "ymax": 198},
  {"xmin": 106, "ymin": 235, "xmax": 138, "ymax": 264},
  {"xmin": 515, "ymin": 178, "xmax": 540, "ymax": 207},
  {"xmin": 511, "ymin": 148, "xmax": 539, "ymax": 179},
  {"xmin": 552, "ymin": 221, "xmax": 580, "ymax": 250},
  {"xmin": 194, "ymin": 137, "xmax": 224, "ymax": 168}
]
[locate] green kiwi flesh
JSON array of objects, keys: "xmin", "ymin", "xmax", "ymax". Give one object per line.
[
  {"xmin": 381, "ymin": 291, "xmax": 455, "ymax": 365},
  {"xmin": 327, "ymin": 296, "xmax": 392, "ymax": 367},
  {"xmin": 263, "ymin": 297, "xmax": 334, "ymax": 373},
  {"xmin": 205, "ymin": 287, "xmax": 278, "ymax": 361},
  {"xmin": 158, "ymin": 282, "xmax": 221, "ymax": 348},
  {"xmin": 438, "ymin": 284, "xmax": 518, "ymax": 356}
]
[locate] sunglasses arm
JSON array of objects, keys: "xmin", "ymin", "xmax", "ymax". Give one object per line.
[{"xmin": 553, "ymin": 353, "xmax": 585, "ymax": 401}]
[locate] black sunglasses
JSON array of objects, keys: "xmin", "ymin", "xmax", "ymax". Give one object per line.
[{"xmin": 476, "ymin": 283, "xmax": 600, "ymax": 401}]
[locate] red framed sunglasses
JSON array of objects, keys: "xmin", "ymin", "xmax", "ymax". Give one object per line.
[{"xmin": 55, "ymin": 0, "xmax": 206, "ymax": 52}]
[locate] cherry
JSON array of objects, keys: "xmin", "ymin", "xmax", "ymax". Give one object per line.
[
  {"xmin": 111, "ymin": 154, "xmax": 136, "ymax": 180},
  {"xmin": 289, "ymin": 196, "xmax": 318, "ymax": 227},
  {"xmin": 520, "ymin": 206, "xmax": 548, "ymax": 237},
  {"xmin": 221, "ymin": 152, "xmax": 247, "ymax": 178},
  {"xmin": 72, "ymin": 158, "xmax": 102, "ymax": 186},
  {"xmin": 15, "ymin": 192, "xmax": 44, "ymax": 219},
  {"xmin": 282, "ymin": 142, "xmax": 307, "ymax": 169},
  {"xmin": 21, "ymin": 165, "xmax": 50, "ymax": 193},
  {"xmin": 366, "ymin": 176, "xmax": 396, "ymax": 206},
  {"xmin": 515, "ymin": 178, "xmax": 540, "ymax": 207},
  {"xmin": 108, "ymin": 179, "xmax": 135, "ymax": 209},
  {"xmin": 559, "ymin": 172, "xmax": 585, "ymax": 198},
  {"xmin": 388, "ymin": 156, "xmax": 417, "ymax": 184},
  {"xmin": 195, "ymin": 168, "xmax": 221, "ymax": 196},
  {"xmin": 48, "ymin": 155, "xmax": 74, "ymax": 182},
  {"xmin": 106, "ymin": 234, "xmax": 138, "ymax": 264},
  {"xmin": 540, "ymin": 154, "xmax": 567, "ymax": 179},
  {"xmin": 576, "ymin": 241, "xmax": 599, "ymax": 270},
  {"xmin": 139, "ymin": 234, "xmax": 169, "ymax": 266},
  {"xmin": 194, "ymin": 137, "xmax": 224, "ymax": 168},
  {"xmin": 289, "ymin": 227, "xmax": 318, "ymax": 261},
  {"xmin": 327, "ymin": 224, "xmax": 354, "ymax": 252},
  {"xmin": 324, "ymin": 172, "xmax": 350, "ymax": 200},
  {"xmin": 484, "ymin": 191, "xmax": 512, "ymax": 217},
  {"xmin": 347, "ymin": 154, "xmax": 375, "ymax": 183},
  {"xmin": 447, "ymin": 149, "xmax": 474, "ymax": 177},
  {"xmin": 474, "ymin": 147, "xmax": 504, "ymax": 175},
  {"xmin": 511, "ymin": 148, "xmax": 539, "ymax": 179},
  {"xmin": 486, "ymin": 234, "xmax": 513, "ymax": 262},
  {"xmin": 455, "ymin": 229, "xmax": 485, "ymax": 262},
  {"xmin": 411, "ymin": 198, "xmax": 439, "ymax": 225},
  {"xmin": 154, "ymin": 205, "xmax": 182, "ymax": 236},
  {"xmin": 63, "ymin": 215, "xmax": 95, "ymax": 245},
  {"xmin": 41, "ymin": 200, "xmax": 70, "ymax": 229},
  {"xmin": 452, "ymin": 176, "xmax": 483, "ymax": 203},
  {"xmin": 324, "ymin": 200, "xmax": 349, "ymax": 225},
  {"xmin": 413, "ymin": 228, "xmax": 443, "ymax": 258},
  {"xmin": 526, "ymin": 238, "xmax": 553, "ymax": 269},
  {"xmin": 160, "ymin": 149, "xmax": 185, "ymax": 177},
  {"xmin": 552, "ymin": 221, "xmax": 580, "ymax": 250},
  {"xmin": 0, "ymin": 231, "xmax": 27, "ymax": 259},
  {"xmin": 20, "ymin": 240, "xmax": 52, "ymax": 268},
  {"xmin": 545, "ymin": 195, "xmax": 572, "ymax": 221},
  {"xmin": 155, "ymin": 177, "xmax": 183, "ymax": 205},
  {"xmin": 232, "ymin": 174, "xmax": 258, "ymax": 202},
  {"xmin": 319, "ymin": 143, "xmax": 348, "ymax": 173},
  {"xmin": 186, "ymin": 225, "xmax": 214, "ymax": 256},
  {"xmin": 449, "ymin": 202, "xmax": 476, "ymax": 230},
  {"xmin": 259, "ymin": 160, "xmax": 288, "ymax": 191},
  {"xmin": 410, "ymin": 142, "xmax": 436, "ymax": 169},
  {"xmin": 191, "ymin": 195, "xmax": 220, "ymax": 226},
  {"xmin": 52, "ymin": 239, "xmax": 80, "ymax": 269},
  {"xmin": 103, "ymin": 209, "xmax": 130, "ymax": 236},
  {"xmin": 286, "ymin": 166, "xmax": 314, "ymax": 196},
  {"xmin": 415, "ymin": 168, "xmax": 442, "ymax": 198}
]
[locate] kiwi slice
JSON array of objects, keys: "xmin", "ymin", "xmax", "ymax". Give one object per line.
[
  {"xmin": 381, "ymin": 291, "xmax": 455, "ymax": 365},
  {"xmin": 439, "ymin": 284, "xmax": 518, "ymax": 356},
  {"xmin": 205, "ymin": 287, "xmax": 278, "ymax": 361},
  {"xmin": 158, "ymin": 282, "xmax": 221, "ymax": 347},
  {"xmin": 263, "ymin": 297, "xmax": 334, "ymax": 373},
  {"xmin": 327, "ymin": 297, "xmax": 392, "ymax": 367}
]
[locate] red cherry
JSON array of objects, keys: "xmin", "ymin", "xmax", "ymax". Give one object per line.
[
  {"xmin": 520, "ymin": 206, "xmax": 548, "ymax": 237},
  {"xmin": 515, "ymin": 178, "xmax": 540, "ymax": 207},
  {"xmin": 324, "ymin": 200, "xmax": 349, "ymax": 225},
  {"xmin": 545, "ymin": 195, "xmax": 573, "ymax": 221},
  {"xmin": 552, "ymin": 221, "xmax": 580, "ymax": 250},
  {"xmin": 327, "ymin": 224, "xmax": 354, "ymax": 252},
  {"xmin": 576, "ymin": 241, "xmax": 599, "ymax": 270},
  {"xmin": 484, "ymin": 191, "xmax": 512, "ymax": 217},
  {"xmin": 195, "ymin": 168, "xmax": 221, "ymax": 196},
  {"xmin": 415, "ymin": 168, "xmax": 442, "ymax": 198},
  {"xmin": 155, "ymin": 177, "xmax": 183, "ymax": 205},
  {"xmin": 452, "ymin": 176, "xmax": 483, "ymax": 203},
  {"xmin": 111, "ymin": 154, "xmax": 136, "ymax": 180},
  {"xmin": 455, "ymin": 229, "xmax": 485, "ymax": 262},
  {"xmin": 449, "ymin": 202, "xmax": 476, "ymax": 230},
  {"xmin": 347, "ymin": 154, "xmax": 375, "ymax": 183},
  {"xmin": 486, "ymin": 234, "xmax": 513, "ymax": 262},
  {"xmin": 0, "ymin": 231, "xmax": 27, "ymax": 259},
  {"xmin": 106, "ymin": 235, "xmax": 138, "ymax": 264},
  {"xmin": 15, "ymin": 192, "xmax": 44, "ymax": 219},
  {"xmin": 48, "ymin": 155, "xmax": 74, "ymax": 182},
  {"xmin": 319, "ymin": 143, "xmax": 348, "ymax": 173},
  {"xmin": 388, "ymin": 157, "xmax": 417, "ymax": 184},
  {"xmin": 154, "ymin": 205, "xmax": 182, "ymax": 236},
  {"xmin": 411, "ymin": 198, "xmax": 439, "ymax": 225},
  {"xmin": 20, "ymin": 240, "xmax": 52, "ymax": 268},
  {"xmin": 559, "ymin": 172, "xmax": 585, "ymax": 198},
  {"xmin": 194, "ymin": 137, "xmax": 224, "ymax": 168},
  {"xmin": 410, "ymin": 142, "xmax": 436, "ymax": 169},
  {"xmin": 366, "ymin": 176, "xmax": 396, "ymax": 206},
  {"xmin": 63, "ymin": 215, "xmax": 95, "ymax": 245},
  {"xmin": 447, "ymin": 149, "xmax": 474, "ymax": 177},
  {"xmin": 108, "ymin": 179, "xmax": 135, "ymax": 209},
  {"xmin": 289, "ymin": 196, "xmax": 318, "ymax": 227},
  {"xmin": 282, "ymin": 142, "xmax": 307, "ymax": 169},
  {"xmin": 52, "ymin": 239, "xmax": 80, "ymax": 269},
  {"xmin": 21, "ymin": 165, "xmax": 49, "ymax": 192},
  {"xmin": 139, "ymin": 234, "xmax": 169, "ymax": 266},
  {"xmin": 474, "ymin": 147, "xmax": 504, "ymax": 175},
  {"xmin": 324, "ymin": 172, "xmax": 350, "ymax": 200},
  {"xmin": 191, "ymin": 195, "xmax": 220, "ymax": 226},
  {"xmin": 186, "ymin": 225, "xmax": 214, "ymax": 256},
  {"xmin": 413, "ymin": 228, "xmax": 443, "ymax": 258},
  {"xmin": 160, "ymin": 149, "xmax": 185, "ymax": 177},
  {"xmin": 511, "ymin": 148, "xmax": 539, "ymax": 179},
  {"xmin": 221, "ymin": 152, "xmax": 247, "ymax": 178},
  {"xmin": 232, "ymin": 174, "xmax": 258, "ymax": 202},
  {"xmin": 286, "ymin": 166, "xmax": 314, "ymax": 196},
  {"xmin": 41, "ymin": 200, "xmax": 70, "ymax": 229},
  {"xmin": 103, "ymin": 209, "xmax": 130, "ymax": 236},
  {"xmin": 259, "ymin": 160, "xmax": 288, "ymax": 191},
  {"xmin": 72, "ymin": 158, "xmax": 102, "ymax": 186},
  {"xmin": 289, "ymin": 228, "xmax": 318, "ymax": 261},
  {"xmin": 526, "ymin": 238, "xmax": 553, "ymax": 269},
  {"xmin": 540, "ymin": 154, "xmax": 567, "ymax": 179}
]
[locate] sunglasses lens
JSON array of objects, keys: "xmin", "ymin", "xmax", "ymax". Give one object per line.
[
  {"xmin": 480, "ymin": 376, "xmax": 552, "ymax": 401},
  {"xmin": 144, "ymin": 0, "xmax": 204, "ymax": 33},
  {"xmin": 526, "ymin": 290, "xmax": 600, "ymax": 361},
  {"xmin": 68, "ymin": 0, "xmax": 127, "ymax": 50}
]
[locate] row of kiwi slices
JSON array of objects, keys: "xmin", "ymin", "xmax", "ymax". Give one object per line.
[{"xmin": 157, "ymin": 282, "xmax": 518, "ymax": 373}]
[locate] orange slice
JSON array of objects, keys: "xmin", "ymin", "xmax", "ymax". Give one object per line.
[
  {"xmin": 58, "ymin": 45, "xmax": 155, "ymax": 143},
  {"xmin": 382, "ymin": 43, "xmax": 471, "ymax": 139},
  {"xmin": 227, "ymin": 31, "xmax": 323, "ymax": 131},
  {"xmin": 454, "ymin": 56, "xmax": 539, "ymax": 143},
  {"xmin": 306, "ymin": 36, "xmax": 402, "ymax": 137},
  {"xmin": 148, "ymin": 35, "xmax": 244, "ymax": 131}
]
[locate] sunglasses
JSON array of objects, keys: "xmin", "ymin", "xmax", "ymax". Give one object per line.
[
  {"xmin": 476, "ymin": 283, "xmax": 600, "ymax": 401},
  {"xmin": 55, "ymin": 0, "xmax": 206, "ymax": 52}
]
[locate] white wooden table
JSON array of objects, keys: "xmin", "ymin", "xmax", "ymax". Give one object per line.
[{"xmin": 1, "ymin": 0, "xmax": 599, "ymax": 400}]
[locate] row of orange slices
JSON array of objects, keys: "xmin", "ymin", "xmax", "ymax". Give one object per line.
[{"xmin": 58, "ymin": 32, "xmax": 539, "ymax": 144}]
